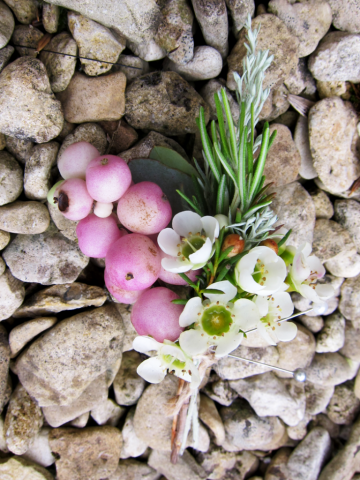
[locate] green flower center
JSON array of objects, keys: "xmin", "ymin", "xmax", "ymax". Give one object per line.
[
  {"xmin": 201, "ymin": 305, "xmax": 232, "ymax": 336},
  {"xmin": 181, "ymin": 236, "xmax": 205, "ymax": 260},
  {"xmin": 162, "ymin": 354, "xmax": 186, "ymax": 370},
  {"xmin": 253, "ymin": 260, "xmax": 268, "ymax": 287}
]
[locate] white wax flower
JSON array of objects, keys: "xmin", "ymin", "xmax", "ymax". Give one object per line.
[
  {"xmin": 158, "ymin": 211, "xmax": 219, "ymax": 273},
  {"xmin": 254, "ymin": 292, "xmax": 296, "ymax": 345},
  {"xmin": 133, "ymin": 336, "xmax": 200, "ymax": 389},
  {"xmin": 178, "ymin": 281, "xmax": 260, "ymax": 358},
  {"xmin": 235, "ymin": 246, "xmax": 287, "ymax": 295},
  {"xmin": 287, "ymin": 243, "xmax": 334, "ymax": 303}
]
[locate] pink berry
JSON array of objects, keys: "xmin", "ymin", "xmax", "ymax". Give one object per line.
[
  {"xmin": 131, "ymin": 287, "xmax": 184, "ymax": 342},
  {"xmin": 58, "ymin": 141, "xmax": 100, "ymax": 179},
  {"xmin": 86, "ymin": 155, "xmax": 132, "ymax": 203},
  {"xmin": 76, "ymin": 214, "xmax": 124, "ymax": 258},
  {"xmin": 105, "ymin": 269, "xmax": 145, "ymax": 304},
  {"xmin": 117, "ymin": 181, "xmax": 172, "ymax": 235},
  {"xmin": 159, "ymin": 250, "xmax": 201, "ymax": 285},
  {"xmin": 54, "ymin": 178, "xmax": 93, "ymax": 221},
  {"xmin": 105, "ymin": 233, "xmax": 161, "ymax": 291}
]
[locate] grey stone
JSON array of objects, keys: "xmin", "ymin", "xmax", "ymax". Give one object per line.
[
  {"xmin": 311, "ymin": 189, "xmax": 334, "ymax": 219},
  {"xmin": 264, "ymin": 447, "xmax": 291, "ymax": 480},
  {"xmin": 270, "ymin": 182, "xmax": 316, "ymax": 248},
  {"xmin": 316, "ymin": 311, "xmax": 345, "ymax": 353},
  {"xmin": 227, "ymin": 14, "xmax": 299, "ymax": 91},
  {"xmin": 268, "ymin": 0, "xmax": 332, "ymax": 57},
  {"xmin": 334, "ymin": 200, "xmax": 360, "ymax": 253},
  {"xmin": 309, "ymin": 97, "xmax": 360, "ymax": 193},
  {"xmin": 15, "ymin": 304, "xmax": 124, "ymax": 406},
  {"xmin": 340, "ymin": 276, "xmax": 360, "ymax": 326},
  {"xmin": 5, "ymin": 135, "xmax": 33, "ymax": 164},
  {"xmin": 113, "ymin": 350, "xmax": 145, "ymax": 406},
  {"xmin": 113, "ymin": 303, "xmax": 137, "ymax": 352},
  {"xmin": 0, "ymin": 257, "xmax": 4, "ymax": 276},
  {"xmin": 317, "ymin": 80, "xmax": 347, "ymax": 99},
  {"xmin": 198, "ymin": 447, "xmax": 258, "ymax": 480},
  {"xmin": 47, "ymin": 202, "xmax": 78, "ymax": 242},
  {"xmin": 9, "ymin": 317, "xmax": 58, "ymax": 358},
  {"xmin": 21, "ymin": 427, "xmax": 55, "ymax": 467},
  {"xmin": 3, "ymin": 0, "xmax": 37, "ymax": 24},
  {"xmin": 42, "ymin": 4, "xmax": 59, "ymax": 33},
  {"xmin": 306, "ymin": 353, "xmax": 357, "ymax": 387},
  {"xmin": 91, "ymin": 398, "xmax": 125, "ymax": 427},
  {"xmin": 199, "ymin": 394, "xmax": 225, "ymax": 446},
  {"xmin": 113, "ymin": 55, "xmax": 149, "ymax": 84},
  {"xmin": 202, "ymin": 376, "xmax": 238, "ymax": 407},
  {"xmin": 155, "ymin": 0, "xmax": 194, "ymax": 65},
  {"xmin": 326, "ymin": 380, "xmax": 360, "ymax": 425},
  {"xmin": 56, "ymin": 71, "xmax": 126, "ymax": 123},
  {"xmin": 24, "ymin": 142, "xmax": 59, "ymax": 201},
  {"xmin": 164, "ymin": 46, "xmax": 223, "ymax": 81},
  {"xmin": 40, "ymin": 32, "xmax": 77, "ymax": 93},
  {"xmin": 3, "ymin": 231, "xmax": 89, "ymax": 285},
  {"xmin": 0, "ymin": 57, "xmax": 64, "ymax": 143},
  {"xmin": 68, "ymin": 11, "xmax": 125, "ymax": 76},
  {"xmin": 327, "ymin": 0, "xmax": 360, "ymax": 34},
  {"xmin": 148, "ymin": 449, "xmax": 207, "ymax": 480},
  {"xmin": 325, "ymin": 250, "xmax": 360, "ymax": 278},
  {"xmin": 0, "ymin": 457, "xmax": 54, "ymax": 480},
  {"xmin": 127, "ymin": 38, "xmax": 166, "ymax": 62},
  {"xmin": 312, "ymin": 219, "xmax": 357, "ymax": 263},
  {"xmin": 0, "ymin": 269, "xmax": 25, "ymax": 321},
  {"xmin": 0, "ymin": 0, "xmax": 14, "ymax": 48},
  {"xmin": 0, "ymin": 201, "xmax": 50, "ymax": 234},
  {"xmin": 0, "ymin": 45, "xmax": 14, "ymax": 72},
  {"xmin": 106, "ymin": 459, "xmax": 158, "ymax": 480},
  {"xmin": 259, "ymin": 84, "xmax": 290, "ymax": 122},
  {"xmin": 125, "ymin": 71, "xmax": 210, "ymax": 135},
  {"xmin": 225, "ymin": 0, "xmax": 255, "ymax": 38},
  {"xmin": 0, "ymin": 151, "xmax": 23, "ymax": 206},
  {"xmin": 341, "ymin": 321, "xmax": 360, "ymax": 361},
  {"xmin": 200, "ymin": 79, "xmax": 240, "ymax": 123},
  {"xmin": 49, "ymin": 426, "xmax": 122, "ymax": 480},
  {"xmin": 220, "ymin": 398, "xmax": 287, "ymax": 451},
  {"xmin": 5, "ymin": 383, "xmax": 43, "ymax": 455},
  {"xmin": 309, "ymin": 32, "xmax": 360, "ymax": 82},
  {"xmin": 120, "ymin": 407, "xmax": 147, "ymax": 459},
  {"xmin": 294, "ymin": 116, "xmax": 317, "ymax": 180},
  {"xmin": 305, "ymin": 382, "xmax": 334, "ymax": 415},
  {"xmin": 0, "ymin": 324, "xmax": 10, "ymax": 414},
  {"xmin": 70, "ymin": 411, "xmax": 89, "ymax": 428},
  {"xmin": 191, "ymin": 0, "xmax": 228, "ymax": 58},
  {"xmin": 299, "ymin": 314, "xmax": 324, "ymax": 333},
  {"xmin": 284, "ymin": 58, "xmax": 317, "ymax": 97},
  {"xmin": 12, "ymin": 25, "xmax": 43, "ymax": 58},
  {"xmin": 57, "ymin": 122, "xmax": 107, "ymax": 160}
]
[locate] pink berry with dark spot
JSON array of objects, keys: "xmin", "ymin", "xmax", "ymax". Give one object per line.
[
  {"xmin": 76, "ymin": 214, "xmax": 124, "ymax": 258},
  {"xmin": 117, "ymin": 181, "xmax": 172, "ymax": 235},
  {"xmin": 58, "ymin": 141, "xmax": 100, "ymax": 179},
  {"xmin": 54, "ymin": 178, "xmax": 93, "ymax": 221},
  {"xmin": 86, "ymin": 155, "xmax": 132, "ymax": 203},
  {"xmin": 131, "ymin": 287, "xmax": 184, "ymax": 342},
  {"xmin": 105, "ymin": 269, "xmax": 146, "ymax": 304},
  {"xmin": 105, "ymin": 233, "xmax": 161, "ymax": 291}
]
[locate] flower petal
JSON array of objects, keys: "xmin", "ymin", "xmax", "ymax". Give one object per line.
[
  {"xmin": 273, "ymin": 292, "xmax": 294, "ymax": 319},
  {"xmin": 161, "ymin": 257, "xmax": 193, "ymax": 273},
  {"xmin": 189, "ymin": 237, "xmax": 212, "ymax": 265},
  {"xmin": 307, "ymin": 256, "xmax": 325, "ymax": 279},
  {"xmin": 137, "ymin": 357, "xmax": 166, "ymax": 383},
  {"xmin": 157, "ymin": 228, "xmax": 181, "ymax": 256},
  {"xmin": 161, "ymin": 344, "xmax": 186, "ymax": 362},
  {"xmin": 201, "ymin": 216, "xmax": 219, "ymax": 243},
  {"xmin": 315, "ymin": 283, "xmax": 335, "ymax": 300},
  {"xmin": 179, "ymin": 297, "xmax": 203, "ymax": 327},
  {"xmin": 232, "ymin": 298, "xmax": 261, "ymax": 330},
  {"xmin": 204, "ymin": 280, "xmax": 237, "ymax": 304},
  {"xmin": 133, "ymin": 336, "xmax": 161, "ymax": 353},
  {"xmin": 214, "ymin": 332, "xmax": 243, "ymax": 357},
  {"xmin": 299, "ymin": 283, "xmax": 321, "ymax": 303},
  {"xmin": 173, "ymin": 211, "xmax": 202, "ymax": 237},
  {"xmin": 275, "ymin": 321, "xmax": 297, "ymax": 342},
  {"xmin": 179, "ymin": 330, "xmax": 209, "ymax": 356},
  {"xmin": 257, "ymin": 322, "xmax": 277, "ymax": 345},
  {"xmin": 254, "ymin": 295, "xmax": 269, "ymax": 317}
]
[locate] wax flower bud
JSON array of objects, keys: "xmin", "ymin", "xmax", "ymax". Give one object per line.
[
  {"xmin": 259, "ymin": 239, "xmax": 278, "ymax": 254},
  {"xmin": 222, "ymin": 234, "xmax": 245, "ymax": 257}
]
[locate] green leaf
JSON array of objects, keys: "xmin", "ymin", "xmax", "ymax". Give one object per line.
[
  {"xmin": 249, "ymin": 124, "xmax": 270, "ymax": 201},
  {"xmin": 171, "ymin": 299, "xmax": 188, "ymax": 305},
  {"xmin": 215, "ymin": 263, "xmax": 232, "ymax": 282},
  {"xmin": 176, "ymin": 190, "xmax": 203, "ymax": 215},
  {"xmin": 197, "ymin": 108, "xmax": 221, "ymax": 183},
  {"xmin": 214, "ymin": 92, "xmax": 231, "ymax": 160},
  {"xmin": 214, "ymin": 143, "xmax": 237, "ymax": 188},
  {"xmin": 149, "ymin": 146, "xmax": 199, "ymax": 178},
  {"xmin": 218, "ymin": 245, "xmax": 235, "ymax": 263},
  {"xmin": 277, "ymin": 229, "xmax": 292, "ymax": 248},
  {"xmin": 221, "ymin": 89, "xmax": 237, "ymax": 165},
  {"xmin": 178, "ymin": 273, "xmax": 197, "ymax": 289},
  {"xmin": 202, "ymin": 289, "xmax": 226, "ymax": 295},
  {"xmin": 216, "ymin": 175, "xmax": 228, "ymax": 215}
]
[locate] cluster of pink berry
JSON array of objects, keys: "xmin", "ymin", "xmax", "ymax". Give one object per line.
[{"xmin": 49, "ymin": 141, "xmax": 198, "ymax": 342}]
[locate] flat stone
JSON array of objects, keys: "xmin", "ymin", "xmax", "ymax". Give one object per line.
[
  {"xmin": 294, "ymin": 116, "xmax": 317, "ymax": 180},
  {"xmin": 262, "ymin": 124, "xmax": 301, "ymax": 186},
  {"xmin": 215, "ymin": 344, "xmax": 279, "ymax": 380},
  {"xmin": 21, "ymin": 427, "xmax": 55, "ymax": 467},
  {"xmin": 24, "ymin": 142, "xmax": 59, "ymax": 201},
  {"xmin": 0, "ymin": 201, "xmax": 50, "ymax": 234},
  {"xmin": 40, "ymin": 32, "xmax": 77, "ymax": 93},
  {"xmin": 42, "ymin": 4, "xmax": 59, "ymax": 33},
  {"xmin": 334, "ymin": 200, "xmax": 360, "ymax": 253},
  {"xmin": 12, "ymin": 25, "xmax": 43, "ymax": 58},
  {"xmin": 227, "ymin": 14, "xmax": 299, "ymax": 91},
  {"xmin": 9, "ymin": 317, "xmax": 57, "ymax": 357},
  {"xmin": 287, "ymin": 427, "xmax": 331, "ymax": 480},
  {"xmin": 340, "ymin": 321, "xmax": 360, "ymax": 361},
  {"xmin": 155, "ymin": 0, "xmax": 194, "ymax": 65},
  {"xmin": 260, "ymin": 84, "xmax": 290, "ymax": 122},
  {"xmin": 326, "ymin": 380, "xmax": 360, "ymax": 425},
  {"xmin": 5, "ymin": 383, "xmax": 43, "ymax": 455},
  {"xmin": 114, "ymin": 303, "xmax": 137, "ymax": 352},
  {"xmin": 306, "ymin": 352, "xmax": 357, "ymax": 387},
  {"xmin": 311, "ymin": 189, "xmax": 334, "ymax": 219},
  {"xmin": 14, "ymin": 283, "xmax": 107, "ymax": 318},
  {"xmin": 5, "ymin": 135, "xmax": 33, "ymax": 164},
  {"xmin": 164, "ymin": 46, "xmax": 223, "ymax": 81},
  {"xmin": 0, "ymin": 457, "xmax": 54, "ymax": 480},
  {"xmin": 200, "ymin": 79, "xmax": 240, "ymax": 123},
  {"xmin": 0, "ymin": 257, "xmax": 5, "ymax": 276},
  {"xmin": 0, "ymin": 151, "xmax": 23, "ymax": 206},
  {"xmin": 309, "ymin": 32, "xmax": 360, "ymax": 82},
  {"xmin": 317, "ymin": 80, "xmax": 347, "ymax": 99},
  {"xmin": 191, "ymin": 0, "xmax": 228, "ymax": 58},
  {"xmin": 264, "ymin": 447, "xmax": 291, "ymax": 480},
  {"xmin": 3, "ymin": 0, "xmax": 38, "ymax": 24},
  {"xmin": 15, "ymin": 304, "xmax": 124, "ymax": 406},
  {"xmin": 91, "ymin": 398, "xmax": 125, "ymax": 427},
  {"xmin": 202, "ymin": 376, "xmax": 238, "ymax": 407},
  {"xmin": 340, "ymin": 276, "xmax": 360, "ymax": 327},
  {"xmin": 199, "ymin": 394, "xmax": 225, "ymax": 446},
  {"xmin": 3, "ymin": 231, "xmax": 89, "ymax": 285},
  {"xmin": 0, "ymin": 57, "xmax": 64, "ymax": 143},
  {"xmin": 127, "ymin": 38, "xmax": 166, "ymax": 62},
  {"xmin": 113, "ymin": 55, "xmax": 149, "ymax": 84},
  {"xmin": 0, "ymin": 324, "xmax": 10, "ymax": 413},
  {"xmin": 99, "ymin": 119, "xmax": 138, "ymax": 155},
  {"xmin": 225, "ymin": 0, "xmax": 255, "ymax": 38},
  {"xmin": 325, "ymin": 250, "xmax": 360, "ymax": 278},
  {"xmin": 49, "ymin": 426, "xmax": 122, "ymax": 480},
  {"xmin": 125, "ymin": 71, "xmax": 210, "ymax": 135},
  {"xmin": 120, "ymin": 407, "xmax": 147, "ymax": 459},
  {"xmin": 70, "ymin": 412, "xmax": 89, "ymax": 428},
  {"xmin": 220, "ymin": 398, "xmax": 287, "ymax": 452},
  {"xmin": 308, "ymin": 97, "xmax": 360, "ymax": 193},
  {"xmin": 328, "ymin": 0, "xmax": 360, "ymax": 34},
  {"xmin": 284, "ymin": 57, "xmax": 317, "ymax": 96},
  {"xmin": 316, "ymin": 312, "xmax": 345, "ymax": 353},
  {"xmin": 148, "ymin": 449, "xmax": 207, "ymax": 480},
  {"xmin": 312, "ymin": 219, "xmax": 356, "ymax": 263},
  {"xmin": 0, "ymin": 45, "xmax": 14, "ymax": 72},
  {"xmin": 0, "ymin": 0, "xmax": 14, "ymax": 48},
  {"xmin": 305, "ymin": 382, "xmax": 334, "ymax": 415},
  {"xmin": 47, "ymin": 201, "xmax": 78, "ymax": 242},
  {"xmin": 299, "ymin": 314, "xmax": 323, "ymax": 333},
  {"xmin": 56, "ymin": 71, "xmax": 126, "ymax": 123},
  {"xmin": 68, "ymin": 11, "xmax": 125, "ymax": 76},
  {"xmin": 0, "ymin": 269, "xmax": 25, "ymax": 321},
  {"xmin": 268, "ymin": 0, "xmax": 332, "ymax": 57},
  {"xmin": 270, "ymin": 181, "xmax": 316, "ymax": 248},
  {"xmin": 106, "ymin": 459, "xmax": 158, "ymax": 480},
  {"xmin": 113, "ymin": 350, "xmax": 146, "ymax": 406},
  {"xmin": 42, "ymin": 373, "xmax": 108, "ymax": 427}
]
